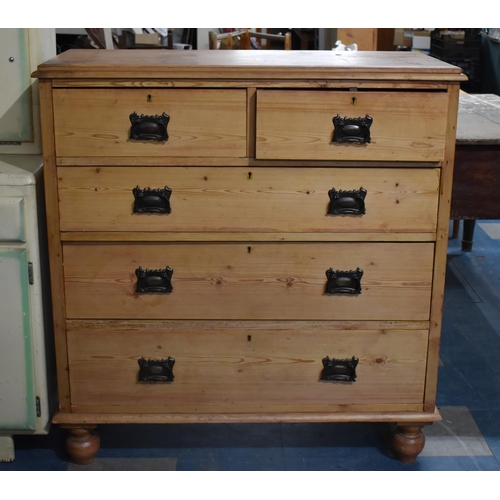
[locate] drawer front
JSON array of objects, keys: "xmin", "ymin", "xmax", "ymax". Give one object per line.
[
  {"xmin": 53, "ymin": 89, "xmax": 247, "ymax": 158},
  {"xmin": 67, "ymin": 326, "xmax": 428, "ymax": 411},
  {"xmin": 256, "ymin": 90, "xmax": 448, "ymax": 161},
  {"xmin": 63, "ymin": 242, "xmax": 434, "ymax": 320},
  {"xmin": 58, "ymin": 166, "xmax": 440, "ymax": 234}
]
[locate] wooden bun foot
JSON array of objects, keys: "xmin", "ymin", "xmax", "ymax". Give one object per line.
[
  {"xmin": 64, "ymin": 426, "xmax": 100, "ymax": 465},
  {"xmin": 392, "ymin": 424, "xmax": 425, "ymax": 463}
]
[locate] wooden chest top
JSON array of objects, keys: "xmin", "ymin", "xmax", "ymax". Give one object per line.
[{"xmin": 34, "ymin": 50, "xmax": 466, "ymax": 82}]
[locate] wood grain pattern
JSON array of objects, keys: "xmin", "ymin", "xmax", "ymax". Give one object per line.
[
  {"xmin": 38, "ymin": 80, "xmax": 71, "ymax": 412},
  {"xmin": 53, "ymin": 89, "xmax": 247, "ymax": 158},
  {"xmin": 257, "ymin": 90, "xmax": 449, "ymax": 161},
  {"xmin": 66, "ymin": 319, "xmax": 431, "ymax": 332},
  {"xmin": 451, "ymin": 146, "xmax": 500, "ymax": 219},
  {"xmin": 60, "ymin": 231, "xmax": 436, "ymax": 243},
  {"xmin": 56, "ymin": 157, "xmax": 442, "ymax": 168},
  {"xmin": 67, "ymin": 327, "xmax": 428, "ymax": 410},
  {"xmin": 33, "ymin": 50, "xmax": 465, "ymax": 81},
  {"xmin": 35, "ymin": 51, "xmax": 457, "ymax": 433},
  {"xmin": 57, "ymin": 166, "xmax": 440, "ymax": 234},
  {"xmin": 424, "ymin": 83, "xmax": 460, "ymax": 410},
  {"xmin": 53, "ymin": 408, "xmax": 442, "ymax": 424},
  {"xmin": 69, "ymin": 403, "xmax": 424, "ymax": 414},
  {"xmin": 62, "ymin": 242, "xmax": 434, "ymax": 321},
  {"xmin": 51, "ymin": 79, "xmax": 449, "ymax": 90}
]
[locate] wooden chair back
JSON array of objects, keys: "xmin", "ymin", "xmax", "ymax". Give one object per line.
[{"xmin": 209, "ymin": 30, "xmax": 291, "ymax": 50}]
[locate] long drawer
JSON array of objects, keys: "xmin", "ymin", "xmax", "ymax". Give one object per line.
[
  {"xmin": 58, "ymin": 166, "xmax": 440, "ymax": 234},
  {"xmin": 256, "ymin": 90, "xmax": 449, "ymax": 161},
  {"xmin": 52, "ymin": 89, "xmax": 247, "ymax": 158},
  {"xmin": 67, "ymin": 325, "xmax": 429, "ymax": 412},
  {"xmin": 63, "ymin": 242, "xmax": 434, "ymax": 320}
]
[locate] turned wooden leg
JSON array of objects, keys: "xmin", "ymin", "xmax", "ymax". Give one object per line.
[
  {"xmin": 392, "ymin": 424, "xmax": 425, "ymax": 463},
  {"xmin": 462, "ymin": 219, "xmax": 476, "ymax": 252},
  {"xmin": 63, "ymin": 426, "xmax": 100, "ymax": 465}
]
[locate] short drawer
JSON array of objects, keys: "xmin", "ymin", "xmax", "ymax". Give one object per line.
[
  {"xmin": 256, "ymin": 90, "xmax": 449, "ymax": 161},
  {"xmin": 58, "ymin": 166, "xmax": 440, "ymax": 234},
  {"xmin": 63, "ymin": 242, "xmax": 434, "ymax": 321},
  {"xmin": 52, "ymin": 89, "xmax": 247, "ymax": 158},
  {"xmin": 67, "ymin": 324, "xmax": 428, "ymax": 412}
]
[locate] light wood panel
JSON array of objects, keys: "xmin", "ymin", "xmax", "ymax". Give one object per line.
[
  {"xmin": 38, "ymin": 80, "xmax": 71, "ymax": 411},
  {"xmin": 53, "ymin": 408, "xmax": 441, "ymax": 424},
  {"xmin": 56, "ymin": 157, "xmax": 442, "ymax": 168},
  {"xmin": 66, "ymin": 319, "xmax": 431, "ymax": 332},
  {"xmin": 60, "ymin": 232, "xmax": 436, "ymax": 243},
  {"xmin": 67, "ymin": 327, "xmax": 428, "ymax": 410},
  {"xmin": 53, "ymin": 89, "xmax": 247, "ymax": 158},
  {"xmin": 425, "ymin": 83, "xmax": 460, "ymax": 410},
  {"xmin": 337, "ymin": 29, "xmax": 396, "ymax": 51},
  {"xmin": 257, "ymin": 90, "xmax": 449, "ymax": 161},
  {"xmin": 33, "ymin": 50, "xmax": 465, "ymax": 81},
  {"xmin": 51, "ymin": 79, "xmax": 449, "ymax": 90},
  {"xmin": 70, "ymin": 404, "xmax": 424, "ymax": 414},
  {"xmin": 63, "ymin": 242, "xmax": 434, "ymax": 320},
  {"xmin": 57, "ymin": 166, "xmax": 440, "ymax": 234}
]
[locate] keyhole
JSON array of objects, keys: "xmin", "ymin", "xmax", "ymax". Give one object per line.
[
  {"xmin": 147, "ymin": 94, "xmax": 152, "ymax": 102},
  {"xmin": 351, "ymin": 97, "xmax": 356, "ymax": 105},
  {"xmin": 247, "ymin": 335, "xmax": 252, "ymax": 342},
  {"xmin": 248, "ymin": 172, "xmax": 252, "ymax": 180},
  {"xmin": 247, "ymin": 246, "xmax": 252, "ymax": 254}
]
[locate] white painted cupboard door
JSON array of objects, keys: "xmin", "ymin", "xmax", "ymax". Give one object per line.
[{"xmin": 0, "ymin": 248, "xmax": 36, "ymax": 430}]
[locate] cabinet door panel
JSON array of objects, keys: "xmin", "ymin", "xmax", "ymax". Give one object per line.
[{"xmin": 0, "ymin": 249, "xmax": 36, "ymax": 430}]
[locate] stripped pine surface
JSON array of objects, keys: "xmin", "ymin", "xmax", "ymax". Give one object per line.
[
  {"xmin": 257, "ymin": 90, "xmax": 449, "ymax": 161},
  {"xmin": 53, "ymin": 89, "xmax": 247, "ymax": 158},
  {"xmin": 67, "ymin": 327, "xmax": 429, "ymax": 410},
  {"xmin": 63, "ymin": 242, "xmax": 434, "ymax": 321},
  {"xmin": 57, "ymin": 166, "xmax": 440, "ymax": 234}
]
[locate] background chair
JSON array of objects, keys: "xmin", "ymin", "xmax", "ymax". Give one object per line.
[{"xmin": 209, "ymin": 29, "xmax": 291, "ymax": 50}]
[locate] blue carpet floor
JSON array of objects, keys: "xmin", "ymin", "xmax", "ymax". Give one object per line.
[{"xmin": 2, "ymin": 221, "xmax": 500, "ymax": 471}]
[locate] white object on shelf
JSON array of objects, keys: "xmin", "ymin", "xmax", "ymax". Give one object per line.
[{"xmin": 333, "ymin": 40, "xmax": 358, "ymax": 51}]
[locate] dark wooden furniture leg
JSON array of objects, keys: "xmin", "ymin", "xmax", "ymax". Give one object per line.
[
  {"xmin": 63, "ymin": 426, "xmax": 100, "ymax": 465},
  {"xmin": 452, "ymin": 144, "xmax": 500, "ymax": 252},
  {"xmin": 462, "ymin": 220, "xmax": 476, "ymax": 251},
  {"xmin": 392, "ymin": 424, "xmax": 426, "ymax": 463}
]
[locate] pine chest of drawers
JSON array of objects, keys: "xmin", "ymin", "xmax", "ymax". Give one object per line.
[{"xmin": 35, "ymin": 50, "xmax": 464, "ymax": 465}]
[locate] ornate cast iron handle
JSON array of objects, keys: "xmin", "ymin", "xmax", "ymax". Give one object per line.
[
  {"xmin": 135, "ymin": 266, "xmax": 173, "ymax": 294},
  {"xmin": 133, "ymin": 186, "xmax": 172, "ymax": 214},
  {"xmin": 328, "ymin": 187, "xmax": 367, "ymax": 215},
  {"xmin": 325, "ymin": 268, "xmax": 363, "ymax": 295},
  {"xmin": 332, "ymin": 114, "xmax": 372, "ymax": 144},
  {"xmin": 138, "ymin": 357, "xmax": 175, "ymax": 382},
  {"xmin": 321, "ymin": 356, "xmax": 358, "ymax": 382},
  {"xmin": 129, "ymin": 112, "xmax": 170, "ymax": 141}
]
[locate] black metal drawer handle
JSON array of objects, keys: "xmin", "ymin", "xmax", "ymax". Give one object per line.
[
  {"xmin": 138, "ymin": 357, "xmax": 175, "ymax": 382},
  {"xmin": 135, "ymin": 266, "xmax": 173, "ymax": 294},
  {"xmin": 325, "ymin": 268, "xmax": 363, "ymax": 295},
  {"xmin": 133, "ymin": 186, "xmax": 172, "ymax": 214},
  {"xmin": 129, "ymin": 112, "xmax": 170, "ymax": 141},
  {"xmin": 321, "ymin": 356, "xmax": 358, "ymax": 382},
  {"xmin": 333, "ymin": 114, "xmax": 372, "ymax": 144},
  {"xmin": 328, "ymin": 187, "xmax": 367, "ymax": 215}
]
